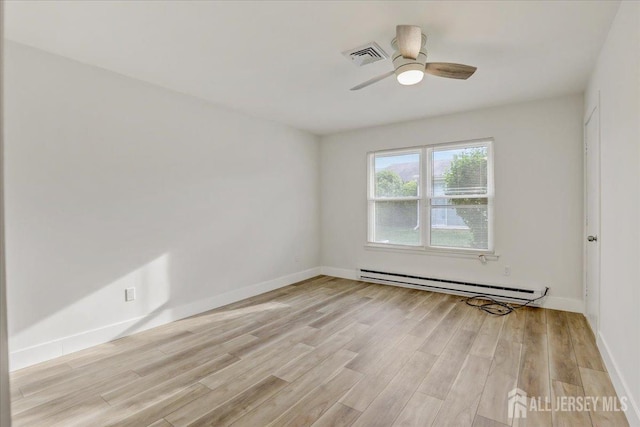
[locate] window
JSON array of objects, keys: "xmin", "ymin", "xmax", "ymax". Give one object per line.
[
  {"xmin": 368, "ymin": 150, "xmax": 422, "ymax": 246},
  {"xmin": 367, "ymin": 139, "xmax": 493, "ymax": 252}
]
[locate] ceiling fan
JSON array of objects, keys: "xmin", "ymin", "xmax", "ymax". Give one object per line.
[{"xmin": 351, "ymin": 25, "xmax": 477, "ymax": 91}]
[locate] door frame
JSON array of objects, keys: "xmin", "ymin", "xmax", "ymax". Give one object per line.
[{"xmin": 583, "ymin": 93, "xmax": 601, "ymax": 333}]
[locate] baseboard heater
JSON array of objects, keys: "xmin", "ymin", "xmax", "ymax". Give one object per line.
[{"xmin": 358, "ymin": 268, "xmax": 547, "ymax": 305}]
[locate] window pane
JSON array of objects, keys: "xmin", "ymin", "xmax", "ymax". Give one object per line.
[
  {"xmin": 430, "ymin": 204, "xmax": 488, "ymax": 249},
  {"xmin": 433, "ymin": 146, "xmax": 487, "ymax": 197},
  {"xmin": 374, "ymin": 152, "xmax": 420, "ymax": 198},
  {"xmin": 431, "ymin": 197, "xmax": 487, "ymax": 207},
  {"xmin": 374, "ymin": 200, "xmax": 420, "ymax": 246}
]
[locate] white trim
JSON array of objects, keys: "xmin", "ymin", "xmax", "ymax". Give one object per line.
[
  {"xmin": 597, "ymin": 332, "xmax": 640, "ymax": 427},
  {"xmin": 319, "ymin": 266, "xmax": 358, "ymax": 280},
  {"xmin": 364, "ymin": 242, "xmax": 498, "ymax": 259},
  {"xmin": 9, "ymin": 267, "xmax": 321, "ymax": 371},
  {"xmin": 320, "ymin": 266, "xmax": 582, "ymax": 313},
  {"xmin": 539, "ymin": 296, "xmax": 584, "ymax": 313},
  {"xmin": 583, "ymin": 94, "xmax": 601, "ymax": 335}
]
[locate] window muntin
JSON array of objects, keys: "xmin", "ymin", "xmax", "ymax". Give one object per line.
[{"xmin": 368, "ymin": 140, "xmax": 493, "ymax": 252}]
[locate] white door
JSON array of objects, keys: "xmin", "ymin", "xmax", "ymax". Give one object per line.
[{"xmin": 585, "ymin": 105, "xmax": 600, "ymax": 333}]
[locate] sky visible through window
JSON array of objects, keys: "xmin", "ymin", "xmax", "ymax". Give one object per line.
[
  {"xmin": 375, "ymin": 149, "xmax": 479, "ymax": 174},
  {"xmin": 433, "ymin": 148, "xmax": 472, "ymax": 166},
  {"xmin": 374, "ymin": 153, "xmax": 419, "ymax": 171}
]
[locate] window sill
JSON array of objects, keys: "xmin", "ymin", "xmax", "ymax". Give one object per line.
[{"xmin": 364, "ymin": 242, "xmax": 499, "ymax": 260}]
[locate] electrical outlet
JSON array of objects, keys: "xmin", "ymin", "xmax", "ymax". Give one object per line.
[
  {"xmin": 504, "ymin": 266, "xmax": 511, "ymax": 276},
  {"xmin": 125, "ymin": 287, "xmax": 136, "ymax": 302}
]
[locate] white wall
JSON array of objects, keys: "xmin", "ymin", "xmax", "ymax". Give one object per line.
[
  {"xmin": 4, "ymin": 42, "xmax": 320, "ymax": 370},
  {"xmin": 321, "ymin": 95, "xmax": 584, "ymax": 312},
  {"xmin": 1, "ymin": 5, "xmax": 13, "ymax": 425},
  {"xmin": 585, "ymin": 1, "xmax": 640, "ymax": 424}
]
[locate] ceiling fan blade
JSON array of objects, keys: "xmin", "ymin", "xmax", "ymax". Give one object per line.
[
  {"xmin": 425, "ymin": 62, "xmax": 477, "ymax": 80},
  {"xmin": 396, "ymin": 25, "xmax": 422, "ymax": 59},
  {"xmin": 350, "ymin": 70, "xmax": 395, "ymax": 91}
]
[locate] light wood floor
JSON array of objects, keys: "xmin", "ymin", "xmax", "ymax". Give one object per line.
[{"xmin": 10, "ymin": 276, "xmax": 629, "ymax": 427}]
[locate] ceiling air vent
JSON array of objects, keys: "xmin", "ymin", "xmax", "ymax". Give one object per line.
[{"xmin": 342, "ymin": 42, "xmax": 388, "ymax": 67}]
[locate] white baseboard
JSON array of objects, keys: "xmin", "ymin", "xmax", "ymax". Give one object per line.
[
  {"xmin": 597, "ymin": 333, "xmax": 640, "ymax": 427},
  {"xmin": 320, "ymin": 266, "xmax": 358, "ymax": 280},
  {"xmin": 321, "ymin": 266, "xmax": 583, "ymax": 313},
  {"xmin": 9, "ymin": 267, "xmax": 321, "ymax": 371},
  {"xmin": 540, "ymin": 296, "xmax": 584, "ymax": 313}
]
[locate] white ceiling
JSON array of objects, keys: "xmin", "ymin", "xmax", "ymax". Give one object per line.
[{"xmin": 5, "ymin": 1, "xmax": 619, "ymax": 135}]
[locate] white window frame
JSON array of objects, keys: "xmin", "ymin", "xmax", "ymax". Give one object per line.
[
  {"xmin": 367, "ymin": 148, "xmax": 423, "ymax": 247},
  {"xmin": 367, "ymin": 138, "xmax": 494, "ymax": 255}
]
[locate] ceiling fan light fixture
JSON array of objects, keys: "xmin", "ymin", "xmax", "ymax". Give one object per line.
[
  {"xmin": 397, "ymin": 68, "xmax": 424, "ymax": 85},
  {"xmin": 392, "ymin": 49, "xmax": 427, "ymax": 86},
  {"xmin": 395, "ymin": 63, "xmax": 424, "ymax": 85}
]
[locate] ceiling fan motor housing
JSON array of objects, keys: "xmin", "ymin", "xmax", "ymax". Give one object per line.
[{"xmin": 392, "ymin": 49, "xmax": 428, "ymax": 78}]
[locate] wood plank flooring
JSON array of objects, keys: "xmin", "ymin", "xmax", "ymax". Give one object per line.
[{"xmin": 9, "ymin": 276, "xmax": 628, "ymax": 426}]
